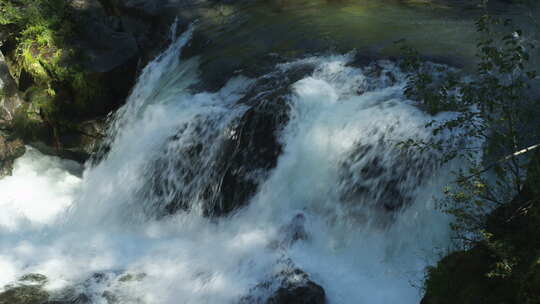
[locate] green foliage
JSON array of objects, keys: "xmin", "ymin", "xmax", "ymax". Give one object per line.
[
  {"xmin": 400, "ymin": 15, "xmax": 540, "ymax": 245},
  {"xmin": 1, "ymin": 0, "xmax": 72, "ymax": 83},
  {"xmin": 422, "ymin": 246, "xmax": 517, "ymax": 304},
  {"xmin": 0, "ymin": 0, "xmax": 106, "ymax": 136},
  {"xmin": 404, "ymin": 13, "xmax": 540, "ymax": 304},
  {"xmin": 0, "ymin": 1, "xmax": 20, "ymax": 25}
]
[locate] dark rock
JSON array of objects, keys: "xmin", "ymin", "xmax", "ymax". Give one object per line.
[
  {"xmin": 338, "ymin": 137, "xmax": 439, "ymax": 225},
  {"xmin": 23, "ymin": 117, "xmax": 106, "ymax": 164},
  {"xmin": 240, "ymin": 262, "xmax": 326, "ymax": 304},
  {"xmin": 0, "ymin": 132, "xmax": 25, "ymax": 177},
  {"xmin": 148, "ymin": 63, "xmax": 314, "ymax": 217},
  {"xmin": 209, "ymin": 91, "xmax": 288, "ymax": 215},
  {"xmin": 277, "ymin": 213, "xmax": 309, "ymax": 248},
  {"xmin": 70, "ymin": 0, "xmax": 140, "ymax": 109},
  {"xmin": 150, "ymin": 91, "xmax": 289, "ymax": 217},
  {"xmin": 96, "ymin": 0, "xmax": 186, "ymax": 65},
  {"xmin": 267, "ymin": 281, "xmax": 326, "ymax": 304},
  {"xmin": 268, "ymin": 267, "xmax": 325, "ymax": 304},
  {"xmin": 72, "ymin": 3, "xmax": 138, "ymax": 73}
]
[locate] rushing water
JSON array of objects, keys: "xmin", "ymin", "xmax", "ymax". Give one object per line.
[{"xmin": 0, "ymin": 23, "xmax": 475, "ymax": 303}]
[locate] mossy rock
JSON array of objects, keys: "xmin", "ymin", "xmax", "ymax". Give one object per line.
[
  {"xmin": 423, "ymin": 155, "xmax": 540, "ymax": 304},
  {"xmin": 422, "ymin": 246, "xmax": 517, "ymax": 304},
  {"xmin": 0, "ymin": 285, "xmax": 48, "ymax": 304},
  {"xmin": 0, "ymin": 274, "xmax": 49, "ymax": 304}
]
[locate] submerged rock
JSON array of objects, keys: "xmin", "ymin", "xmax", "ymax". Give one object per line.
[
  {"xmin": 0, "ymin": 271, "xmax": 149, "ymax": 304},
  {"xmin": 267, "ymin": 213, "xmax": 309, "ymax": 250},
  {"xmin": 278, "ymin": 213, "xmax": 309, "ymax": 247},
  {"xmin": 338, "ymin": 135, "xmax": 439, "ymax": 226}
]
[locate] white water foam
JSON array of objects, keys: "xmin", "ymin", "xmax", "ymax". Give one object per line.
[{"xmin": 0, "ymin": 28, "xmax": 465, "ymax": 304}]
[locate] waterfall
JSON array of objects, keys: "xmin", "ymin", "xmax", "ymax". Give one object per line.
[{"xmin": 0, "ymin": 26, "xmax": 466, "ymax": 304}]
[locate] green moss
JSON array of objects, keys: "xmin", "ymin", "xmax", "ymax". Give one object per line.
[{"xmin": 1, "ymin": 0, "xmax": 105, "ymax": 122}]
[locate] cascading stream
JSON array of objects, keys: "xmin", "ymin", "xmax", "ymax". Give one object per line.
[{"xmin": 0, "ymin": 26, "xmax": 468, "ymax": 304}]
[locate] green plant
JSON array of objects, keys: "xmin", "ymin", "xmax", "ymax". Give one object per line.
[
  {"xmin": 398, "ymin": 13, "xmax": 540, "ymax": 303},
  {"xmin": 401, "ymin": 14, "xmax": 539, "ymax": 236}
]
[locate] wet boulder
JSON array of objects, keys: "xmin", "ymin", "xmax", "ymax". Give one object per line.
[
  {"xmin": 338, "ymin": 136, "xmax": 439, "ymax": 226},
  {"xmin": 208, "ymin": 89, "xmax": 289, "ymax": 215},
  {"xmin": 148, "ymin": 63, "xmax": 315, "ymax": 217},
  {"xmin": 149, "ymin": 90, "xmax": 289, "ymax": 217},
  {"xmin": 267, "ymin": 279, "xmax": 326, "ymax": 304},
  {"xmin": 240, "ymin": 261, "xmax": 326, "ymax": 304},
  {"xmin": 0, "ymin": 132, "xmax": 25, "ymax": 178},
  {"xmin": 269, "ymin": 213, "xmax": 309, "ymax": 249},
  {"xmin": 0, "ymin": 271, "xmax": 148, "ymax": 304},
  {"xmin": 0, "ymin": 274, "xmax": 48, "ymax": 304}
]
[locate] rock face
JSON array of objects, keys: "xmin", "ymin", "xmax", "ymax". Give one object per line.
[
  {"xmin": 0, "ymin": 49, "xmax": 26, "ymax": 177},
  {"xmin": 72, "ymin": 0, "xmax": 179, "ymax": 73},
  {"xmin": 0, "ymin": 50, "xmax": 23, "ymax": 127},
  {"xmin": 0, "ymin": 132, "xmax": 25, "ymax": 177},
  {"xmin": 0, "ymin": 0, "xmax": 184, "ymax": 163}
]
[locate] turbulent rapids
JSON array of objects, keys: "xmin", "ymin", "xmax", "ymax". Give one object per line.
[{"xmin": 0, "ymin": 25, "xmax": 467, "ymax": 304}]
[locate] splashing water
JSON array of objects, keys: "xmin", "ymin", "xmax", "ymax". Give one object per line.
[{"xmin": 0, "ymin": 27, "xmax": 468, "ymax": 304}]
